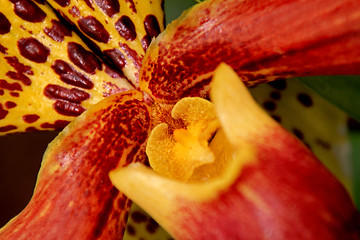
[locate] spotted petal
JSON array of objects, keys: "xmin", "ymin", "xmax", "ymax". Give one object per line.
[
  {"xmin": 0, "ymin": 0, "xmax": 132, "ymax": 135},
  {"xmin": 46, "ymin": 0, "xmax": 165, "ymax": 86}
]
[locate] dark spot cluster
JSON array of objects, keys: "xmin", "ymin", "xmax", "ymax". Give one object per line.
[
  {"xmin": 262, "ymin": 79, "xmax": 288, "ymax": 122},
  {"xmin": 53, "ymin": 99, "xmax": 85, "ymax": 117},
  {"xmin": 52, "ymin": 60, "xmax": 94, "ymax": 89},
  {"xmin": 142, "ymin": 14, "xmax": 161, "ymax": 51},
  {"xmin": 49, "ymin": 59, "xmax": 93, "ymax": 116},
  {"xmin": 0, "ymin": 79, "xmax": 23, "ymax": 92},
  {"xmin": 5, "ymin": 56, "xmax": 33, "ymax": 86},
  {"xmin": 126, "ymin": 210, "xmax": 161, "ymax": 236},
  {"xmin": 114, "ymin": 14, "xmax": 161, "ymax": 53}
]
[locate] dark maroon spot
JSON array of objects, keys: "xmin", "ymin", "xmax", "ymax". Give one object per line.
[
  {"xmin": 84, "ymin": 0, "xmax": 94, "ymax": 9},
  {"xmin": 6, "ymin": 71, "xmax": 31, "ymax": 86},
  {"xmin": 67, "ymin": 42, "xmax": 102, "ymax": 74},
  {"xmin": 18, "ymin": 37, "xmax": 50, "ymax": 63},
  {"xmin": 0, "ymin": 12, "xmax": 11, "ymax": 34},
  {"xmin": 315, "ymin": 139, "xmax": 332, "ymax": 149},
  {"xmin": 68, "ymin": 6, "xmax": 80, "ymax": 18},
  {"xmin": 52, "ymin": 0, "xmax": 70, "ymax": 7},
  {"xmin": 10, "ymin": 0, "xmax": 46, "ymax": 23},
  {"xmin": 5, "ymin": 56, "xmax": 33, "ymax": 75},
  {"xmin": 141, "ymin": 35, "xmax": 151, "ymax": 51},
  {"xmin": 144, "ymin": 14, "xmax": 161, "ymax": 39},
  {"xmin": 78, "ymin": 16, "xmax": 110, "ymax": 43},
  {"xmin": 270, "ymin": 91, "xmax": 281, "ymax": 100},
  {"xmin": 0, "ymin": 125, "xmax": 17, "ymax": 132},
  {"xmin": 263, "ymin": 100, "xmax": 276, "ymax": 112},
  {"xmin": 271, "ymin": 115, "xmax": 281, "ymax": 123},
  {"xmin": 94, "ymin": 0, "xmax": 119, "ymax": 17},
  {"xmin": 268, "ymin": 79, "xmax": 287, "ymax": 90},
  {"xmin": 40, "ymin": 120, "xmax": 70, "ymax": 129},
  {"xmin": 115, "ymin": 16, "xmax": 136, "ymax": 41},
  {"xmin": 131, "ymin": 211, "xmax": 147, "ymax": 223},
  {"xmin": 103, "ymin": 49, "xmax": 126, "ymax": 70},
  {"xmin": 0, "ymin": 44, "xmax": 7, "ymax": 54},
  {"xmin": 44, "ymin": 19, "xmax": 72, "ymax": 42},
  {"xmin": 292, "ymin": 128, "xmax": 304, "ymax": 140},
  {"xmin": 0, "ymin": 104, "xmax": 9, "ymax": 120},
  {"xmin": 5, "ymin": 101, "xmax": 17, "ymax": 109},
  {"xmin": 297, "ymin": 93, "xmax": 313, "ymax": 107},
  {"xmin": 10, "ymin": 92, "xmax": 19, "ymax": 97},
  {"xmin": 126, "ymin": 224, "xmax": 135, "ymax": 236},
  {"xmin": 52, "ymin": 60, "xmax": 94, "ymax": 89},
  {"xmin": 53, "ymin": 100, "xmax": 85, "ymax": 116},
  {"xmin": 23, "ymin": 114, "xmax": 40, "ymax": 123},
  {"xmin": 44, "ymin": 84, "xmax": 90, "ymax": 102},
  {"xmin": 25, "ymin": 127, "xmax": 40, "ymax": 132},
  {"xmin": 0, "ymin": 79, "xmax": 22, "ymax": 91},
  {"xmin": 0, "ymin": 89, "xmax": 4, "ymax": 95},
  {"xmin": 146, "ymin": 218, "xmax": 159, "ymax": 234}
]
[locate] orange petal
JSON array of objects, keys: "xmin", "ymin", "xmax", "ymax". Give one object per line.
[{"xmin": 140, "ymin": 0, "xmax": 360, "ymax": 103}]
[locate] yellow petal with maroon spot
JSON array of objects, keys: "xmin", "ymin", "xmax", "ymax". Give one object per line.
[
  {"xmin": 0, "ymin": 0, "xmax": 133, "ymax": 135},
  {"xmin": 111, "ymin": 64, "xmax": 359, "ymax": 239},
  {"xmin": 46, "ymin": 0, "xmax": 165, "ymax": 87}
]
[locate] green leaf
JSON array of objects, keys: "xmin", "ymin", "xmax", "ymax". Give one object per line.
[
  {"xmin": 164, "ymin": 0, "xmax": 198, "ymax": 24},
  {"xmin": 299, "ymin": 76, "xmax": 360, "ymax": 122}
]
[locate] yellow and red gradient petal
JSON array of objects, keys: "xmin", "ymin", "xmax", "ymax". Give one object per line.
[
  {"xmin": 140, "ymin": 0, "xmax": 360, "ymax": 104},
  {"xmin": 0, "ymin": 91, "xmax": 152, "ymax": 239},
  {"xmin": 111, "ymin": 64, "xmax": 359, "ymax": 240},
  {"xmin": 46, "ymin": 0, "xmax": 165, "ymax": 87},
  {"xmin": 0, "ymin": 0, "xmax": 133, "ymax": 135}
]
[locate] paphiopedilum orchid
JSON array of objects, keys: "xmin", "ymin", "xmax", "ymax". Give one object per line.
[{"xmin": 0, "ymin": 0, "xmax": 359, "ymax": 239}]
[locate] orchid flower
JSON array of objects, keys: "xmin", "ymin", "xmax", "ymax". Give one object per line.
[{"xmin": 0, "ymin": 0, "xmax": 359, "ymax": 239}]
